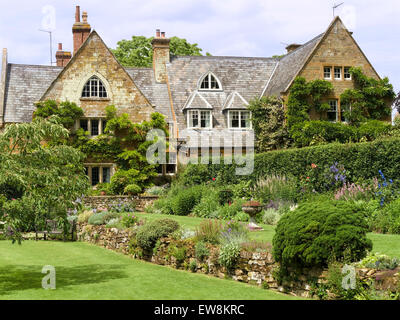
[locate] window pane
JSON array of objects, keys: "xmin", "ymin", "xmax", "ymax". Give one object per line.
[
  {"xmin": 91, "ymin": 119, "xmax": 99, "ymax": 136},
  {"xmin": 92, "ymin": 167, "xmax": 100, "ymax": 186},
  {"xmin": 189, "ymin": 111, "xmax": 198, "ymax": 127},
  {"xmin": 210, "ymin": 74, "xmax": 219, "ymax": 89},
  {"xmin": 201, "ymin": 76, "xmax": 209, "ymax": 89},
  {"xmin": 200, "ymin": 111, "xmax": 211, "ymax": 128},
  {"xmin": 241, "ymin": 111, "xmax": 251, "ymax": 128},
  {"xmin": 334, "ymin": 67, "xmax": 342, "ymax": 79},
  {"xmin": 327, "ymin": 100, "xmax": 338, "ymax": 122},
  {"xmin": 82, "ymin": 76, "xmax": 107, "ymax": 98},
  {"xmin": 324, "ymin": 67, "xmax": 331, "ymax": 79},
  {"xmin": 344, "ymin": 67, "xmax": 351, "ymax": 79},
  {"xmin": 80, "ymin": 119, "xmax": 88, "ymax": 132},
  {"xmin": 230, "ymin": 111, "xmax": 239, "ymax": 128},
  {"xmin": 102, "ymin": 167, "xmax": 111, "ymax": 183}
]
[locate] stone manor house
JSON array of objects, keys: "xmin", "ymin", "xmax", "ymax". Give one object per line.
[{"xmin": 0, "ymin": 6, "xmax": 386, "ymax": 186}]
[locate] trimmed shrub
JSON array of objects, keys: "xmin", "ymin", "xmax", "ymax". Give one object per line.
[
  {"xmin": 273, "ymin": 200, "xmax": 372, "ymax": 273},
  {"xmin": 136, "ymin": 219, "xmax": 180, "ymax": 250},
  {"xmin": 178, "ymin": 137, "xmax": 400, "ymax": 186}
]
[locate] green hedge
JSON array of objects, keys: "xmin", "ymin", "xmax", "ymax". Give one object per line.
[{"xmin": 179, "ymin": 137, "xmax": 400, "ymax": 185}]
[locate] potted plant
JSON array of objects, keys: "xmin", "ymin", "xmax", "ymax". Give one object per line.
[{"xmin": 242, "ymin": 200, "xmax": 263, "ymax": 231}]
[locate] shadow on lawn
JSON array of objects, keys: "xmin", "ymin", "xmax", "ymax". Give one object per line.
[{"xmin": 0, "ymin": 264, "xmax": 128, "ymax": 295}]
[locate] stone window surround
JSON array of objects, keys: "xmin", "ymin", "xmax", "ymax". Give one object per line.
[
  {"xmin": 85, "ymin": 163, "xmax": 116, "ymax": 186},
  {"xmin": 323, "ymin": 65, "xmax": 352, "ymax": 81}
]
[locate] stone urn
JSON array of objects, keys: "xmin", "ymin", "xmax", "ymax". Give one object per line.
[{"xmin": 242, "ymin": 201, "xmax": 263, "ymax": 231}]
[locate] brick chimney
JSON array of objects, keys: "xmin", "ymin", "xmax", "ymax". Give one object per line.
[
  {"xmin": 55, "ymin": 43, "xmax": 72, "ymax": 67},
  {"xmin": 72, "ymin": 6, "xmax": 91, "ymax": 55},
  {"xmin": 285, "ymin": 43, "xmax": 302, "ymax": 53},
  {"xmin": 151, "ymin": 29, "xmax": 170, "ymax": 83}
]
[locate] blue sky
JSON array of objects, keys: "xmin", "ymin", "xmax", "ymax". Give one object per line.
[{"xmin": 0, "ymin": 0, "xmax": 399, "ymax": 93}]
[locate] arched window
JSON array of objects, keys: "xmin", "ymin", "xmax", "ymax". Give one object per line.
[
  {"xmin": 199, "ymin": 73, "xmax": 221, "ymax": 90},
  {"xmin": 82, "ymin": 76, "xmax": 108, "ymax": 98}
]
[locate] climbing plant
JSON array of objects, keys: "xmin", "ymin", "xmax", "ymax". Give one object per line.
[
  {"xmin": 340, "ymin": 67, "xmax": 395, "ymax": 125},
  {"xmin": 34, "ymin": 100, "xmax": 84, "ymax": 129}
]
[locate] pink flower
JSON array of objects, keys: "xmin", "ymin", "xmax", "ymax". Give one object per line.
[{"xmin": 212, "ymin": 178, "xmax": 216, "ymax": 181}]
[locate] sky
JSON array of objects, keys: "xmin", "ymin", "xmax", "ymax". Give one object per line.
[{"xmin": 0, "ymin": 0, "xmax": 399, "ymax": 93}]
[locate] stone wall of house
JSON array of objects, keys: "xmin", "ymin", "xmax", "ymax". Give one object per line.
[
  {"xmin": 76, "ymin": 223, "xmax": 400, "ymax": 298},
  {"xmin": 83, "ymin": 195, "xmax": 158, "ymax": 211},
  {"xmin": 41, "ymin": 32, "xmax": 154, "ymax": 123}
]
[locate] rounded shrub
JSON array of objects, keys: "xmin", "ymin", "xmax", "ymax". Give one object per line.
[
  {"xmin": 273, "ymin": 200, "xmax": 372, "ymax": 273},
  {"xmin": 136, "ymin": 218, "xmax": 180, "ymax": 250}
]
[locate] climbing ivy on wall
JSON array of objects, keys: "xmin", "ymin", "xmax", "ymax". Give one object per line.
[
  {"xmin": 286, "ymin": 77, "xmax": 333, "ymax": 131},
  {"xmin": 35, "ymin": 100, "xmax": 169, "ymax": 195},
  {"xmin": 340, "ymin": 67, "xmax": 395, "ymax": 125}
]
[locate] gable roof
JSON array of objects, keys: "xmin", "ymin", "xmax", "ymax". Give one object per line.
[
  {"xmin": 223, "ymin": 91, "xmax": 248, "ymax": 110},
  {"xmin": 264, "ymin": 16, "xmax": 381, "ymax": 97},
  {"xmin": 183, "ymin": 91, "xmax": 213, "ymax": 110}
]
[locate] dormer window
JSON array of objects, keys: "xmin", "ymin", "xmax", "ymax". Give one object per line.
[
  {"xmin": 82, "ymin": 76, "xmax": 108, "ymax": 98},
  {"xmin": 199, "ymin": 73, "xmax": 221, "ymax": 91}
]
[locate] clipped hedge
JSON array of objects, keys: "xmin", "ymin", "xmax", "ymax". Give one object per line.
[{"xmin": 179, "ymin": 137, "xmax": 400, "ymax": 185}]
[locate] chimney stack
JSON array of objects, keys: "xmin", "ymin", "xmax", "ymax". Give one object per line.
[
  {"xmin": 55, "ymin": 43, "xmax": 72, "ymax": 67},
  {"xmin": 285, "ymin": 43, "xmax": 302, "ymax": 54},
  {"xmin": 151, "ymin": 29, "xmax": 170, "ymax": 83},
  {"xmin": 72, "ymin": 6, "xmax": 91, "ymax": 55}
]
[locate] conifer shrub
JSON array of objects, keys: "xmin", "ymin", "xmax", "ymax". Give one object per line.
[
  {"xmin": 273, "ymin": 200, "xmax": 372, "ymax": 274},
  {"xmin": 136, "ymin": 219, "xmax": 180, "ymax": 250}
]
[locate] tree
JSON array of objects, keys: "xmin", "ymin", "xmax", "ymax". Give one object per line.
[
  {"xmin": 111, "ymin": 36, "xmax": 210, "ymax": 68},
  {"xmin": 395, "ymin": 92, "xmax": 400, "ymax": 114},
  {"xmin": 247, "ymin": 96, "xmax": 290, "ymax": 152},
  {"xmin": 34, "ymin": 100, "xmax": 84, "ymax": 129},
  {"xmin": 0, "ymin": 117, "xmax": 89, "ymax": 243}
]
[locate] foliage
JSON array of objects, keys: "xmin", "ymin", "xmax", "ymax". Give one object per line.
[
  {"xmin": 87, "ymin": 210, "xmax": 119, "ymax": 226},
  {"xmin": 195, "ymin": 241, "xmax": 210, "ymax": 261},
  {"xmin": 112, "ymin": 36, "xmax": 209, "ymax": 68},
  {"xmin": 247, "ymin": 96, "xmax": 291, "ymax": 152},
  {"xmin": 334, "ymin": 182, "xmax": 376, "ymax": 202},
  {"xmin": 219, "ymin": 242, "xmax": 241, "ymax": 270},
  {"xmin": 189, "ymin": 260, "xmax": 197, "ymax": 272},
  {"xmin": 195, "ymin": 220, "xmax": 224, "ymax": 245},
  {"xmin": 34, "ymin": 100, "xmax": 84, "ymax": 129},
  {"xmin": 168, "ymin": 245, "xmax": 187, "ymax": 263},
  {"xmin": 77, "ymin": 210, "xmax": 94, "ymax": 224},
  {"xmin": 356, "ymin": 252, "xmax": 400, "ymax": 271},
  {"xmin": 262, "ymin": 209, "xmax": 281, "ymax": 226},
  {"xmin": 286, "ymin": 77, "xmax": 333, "ymax": 132},
  {"xmin": 371, "ymin": 198, "xmax": 400, "ymax": 234},
  {"xmin": 340, "ymin": 67, "xmax": 395, "ymax": 125},
  {"xmin": 177, "ymin": 137, "xmax": 400, "ymax": 188},
  {"xmin": 120, "ymin": 212, "xmax": 138, "ymax": 228},
  {"xmin": 253, "ymin": 175, "xmax": 299, "ymax": 203},
  {"xmin": 273, "ymin": 200, "xmax": 372, "ymax": 274},
  {"xmin": 135, "ymin": 219, "xmax": 180, "ymax": 250},
  {"xmin": 220, "ymin": 220, "xmax": 249, "ymax": 245},
  {"xmin": 170, "ymin": 186, "xmax": 203, "ymax": 216},
  {"xmin": 0, "ymin": 118, "xmax": 89, "ymax": 243},
  {"xmin": 300, "ymin": 162, "xmax": 347, "ymax": 193},
  {"xmin": 215, "ymin": 199, "xmax": 247, "ymax": 221}
]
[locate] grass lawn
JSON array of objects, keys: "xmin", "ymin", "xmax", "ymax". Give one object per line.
[
  {"xmin": 136, "ymin": 213, "xmax": 400, "ymax": 258},
  {"xmin": 0, "ymin": 241, "xmax": 301, "ymax": 300}
]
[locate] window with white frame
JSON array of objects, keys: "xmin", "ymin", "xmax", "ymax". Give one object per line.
[
  {"xmin": 188, "ymin": 110, "xmax": 212, "ymax": 128},
  {"xmin": 324, "ymin": 67, "xmax": 332, "ymax": 80},
  {"xmin": 228, "ymin": 110, "xmax": 251, "ymax": 129},
  {"xmin": 78, "ymin": 118, "xmax": 107, "ymax": 136},
  {"xmin": 199, "ymin": 73, "xmax": 221, "ymax": 90},
  {"xmin": 82, "ymin": 76, "xmax": 108, "ymax": 98},
  {"xmin": 327, "ymin": 100, "xmax": 338, "ymax": 122},
  {"xmin": 344, "ymin": 67, "xmax": 352, "ymax": 80},
  {"xmin": 334, "ymin": 67, "xmax": 342, "ymax": 80},
  {"xmin": 85, "ymin": 165, "xmax": 113, "ymax": 186}
]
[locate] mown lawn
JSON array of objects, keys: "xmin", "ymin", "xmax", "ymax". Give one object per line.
[
  {"xmin": 136, "ymin": 213, "xmax": 400, "ymax": 258},
  {"xmin": 0, "ymin": 241, "xmax": 301, "ymax": 300}
]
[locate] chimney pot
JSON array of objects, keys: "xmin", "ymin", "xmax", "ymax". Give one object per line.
[
  {"xmin": 161, "ymin": 32, "xmax": 166, "ymax": 38},
  {"xmin": 82, "ymin": 11, "xmax": 88, "ymax": 23},
  {"xmin": 75, "ymin": 6, "xmax": 81, "ymax": 23},
  {"xmin": 156, "ymin": 29, "xmax": 161, "ymax": 38},
  {"xmin": 58, "ymin": 43, "xmax": 63, "ymax": 51}
]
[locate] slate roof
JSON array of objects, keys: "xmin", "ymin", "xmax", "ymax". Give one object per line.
[
  {"xmin": 263, "ymin": 33, "xmax": 324, "ymax": 97},
  {"xmin": 3, "ymin": 64, "xmax": 62, "ymax": 123},
  {"xmin": 167, "ymin": 55, "xmax": 278, "ymax": 133}
]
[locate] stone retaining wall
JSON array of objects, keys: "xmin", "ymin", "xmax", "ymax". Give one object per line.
[
  {"xmin": 76, "ymin": 223, "xmax": 400, "ymax": 298},
  {"xmin": 83, "ymin": 195, "xmax": 158, "ymax": 211}
]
